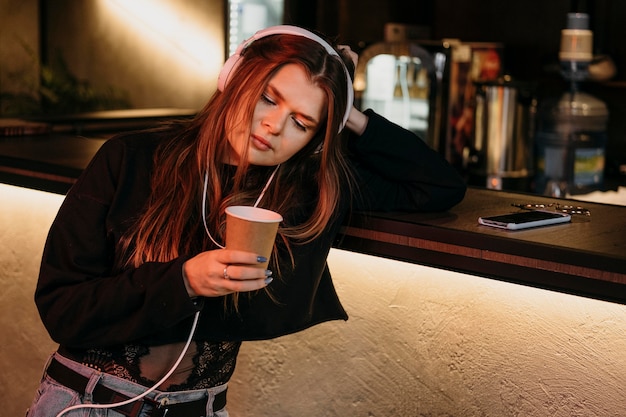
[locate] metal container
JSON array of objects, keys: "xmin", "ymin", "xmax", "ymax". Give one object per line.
[{"xmin": 468, "ymin": 77, "xmax": 536, "ymax": 191}]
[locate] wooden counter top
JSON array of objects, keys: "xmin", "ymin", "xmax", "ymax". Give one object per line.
[
  {"xmin": 2, "ymin": 129, "xmax": 625, "ymax": 304},
  {"xmin": 24, "ymin": 108, "xmax": 196, "ymax": 135},
  {"xmin": 336, "ymin": 188, "xmax": 626, "ymax": 304},
  {"xmin": 0, "ymin": 134, "xmax": 106, "ymax": 194}
]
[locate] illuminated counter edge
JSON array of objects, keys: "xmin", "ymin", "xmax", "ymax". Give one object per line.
[{"xmin": 334, "ymin": 188, "xmax": 626, "ymax": 305}]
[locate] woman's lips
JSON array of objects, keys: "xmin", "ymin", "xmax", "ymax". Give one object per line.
[{"xmin": 251, "ymin": 135, "xmax": 272, "ymax": 151}]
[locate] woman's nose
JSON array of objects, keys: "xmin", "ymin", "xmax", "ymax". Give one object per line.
[{"xmin": 262, "ymin": 110, "xmax": 286, "ymax": 134}]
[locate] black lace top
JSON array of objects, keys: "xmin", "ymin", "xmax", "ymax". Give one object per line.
[{"xmin": 59, "ymin": 341, "xmax": 241, "ymax": 390}]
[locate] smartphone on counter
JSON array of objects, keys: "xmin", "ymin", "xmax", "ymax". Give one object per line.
[{"xmin": 478, "ymin": 210, "xmax": 571, "ymax": 230}]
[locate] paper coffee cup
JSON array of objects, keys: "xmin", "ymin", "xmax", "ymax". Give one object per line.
[{"xmin": 225, "ymin": 206, "xmax": 283, "ymax": 268}]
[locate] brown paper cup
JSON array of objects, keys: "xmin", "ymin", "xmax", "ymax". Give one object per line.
[{"xmin": 225, "ymin": 206, "xmax": 283, "ymax": 268}]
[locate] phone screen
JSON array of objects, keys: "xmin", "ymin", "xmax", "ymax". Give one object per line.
[{"xmin": 478, "ymin": 210, "xmax": 571, "ymax": 230}]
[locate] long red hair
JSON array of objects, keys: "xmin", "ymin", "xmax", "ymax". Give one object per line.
[{"xmin": 117, "ymin": 33, "xmax": 356, "ymax": 281}]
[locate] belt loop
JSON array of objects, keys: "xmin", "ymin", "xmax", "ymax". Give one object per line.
[
  {"xmin": 40, "ymin": 355, "xmax": 55, "ymax": 383},
  {"xmin": 83, "ymin": 371, "xmax": 103, "ymax": 403},
  {"xmin": 207, "ymin": 389, "xmax": 221, "ymax": 416}
]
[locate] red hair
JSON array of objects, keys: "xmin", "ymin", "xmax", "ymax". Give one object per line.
[{"xmin": 118, "ymin": 34, "xmax": 356, "ymax": 288}]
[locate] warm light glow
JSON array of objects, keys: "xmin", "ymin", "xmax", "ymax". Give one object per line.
[
  {"xmin": 0, "ymin": 183, "xmax": 64, "ymax": 221},
  {"xmin": 226, "ymin": 0, "xmax": 283, "ymax": 57},
  {"xmin": 103, "ymin": 0, "xmax": 218, "ymax": 69},
  {"xmin": 488, "ymin": 175, "xmax": 502, "ymax": 190}
]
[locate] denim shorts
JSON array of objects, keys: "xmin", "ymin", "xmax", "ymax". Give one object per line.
[{"xmin": 26, "ymin": 353, "xmax": 229, "ymax": 417}]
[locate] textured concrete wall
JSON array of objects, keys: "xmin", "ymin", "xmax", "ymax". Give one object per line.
[
  {"xmin": 228, "ymin": 249, "xmax": 626, "ymax": 416},
  {"xmin": 3, "ymin": 183, "xmax": 626, "ymax": 416},
  {"xmin": 0, "ymin": 184, "xmax": 61, "ymax": 417}
]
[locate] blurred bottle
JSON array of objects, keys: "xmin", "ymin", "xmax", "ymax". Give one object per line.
[{"xmin": 534, "ymin": 13, "xmax": 609, "ymax": 197}]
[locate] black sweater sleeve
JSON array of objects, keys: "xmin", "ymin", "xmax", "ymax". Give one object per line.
[
  {"xmin": 349, "ymin": 109, "xmax": 466, "ymax": 212},
  {"xmin": 35, "ymin": 135, "xmax": 201, "ymax": 348}
]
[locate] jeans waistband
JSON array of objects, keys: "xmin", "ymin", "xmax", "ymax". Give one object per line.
[{"xmin": 46, "ymin": 353, "xmax": 227, "ymax": 417}]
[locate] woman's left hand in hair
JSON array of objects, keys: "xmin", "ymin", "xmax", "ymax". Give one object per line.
[{"xmin": 182, "ymin": 249, "xmax": 272, "ymax": 298}]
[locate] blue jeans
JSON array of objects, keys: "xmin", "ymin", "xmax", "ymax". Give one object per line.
[{"xmin": 26, "ymin": 353, "xmax": 229, "ymax": 417}]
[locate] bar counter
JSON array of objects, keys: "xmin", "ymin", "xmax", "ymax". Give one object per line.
[
  {"xmin": 2, "ymin": 130, "xmax": 625, "ymax": 304},
  {"xmin": 336, "ymin": 189, "xmax": 626, "ymax": 304}
]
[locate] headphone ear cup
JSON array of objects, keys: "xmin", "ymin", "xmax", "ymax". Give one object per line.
[{"xmin": 217, "ymin": 54, "xmax": 242, "ymax": 91}]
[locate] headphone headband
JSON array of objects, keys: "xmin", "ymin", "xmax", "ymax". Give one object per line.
[{"xmin": 217, "ymin": 25, "xmax": 354, "ymax": 131}]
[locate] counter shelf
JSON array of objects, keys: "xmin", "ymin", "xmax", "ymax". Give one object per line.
[{"xmin": 336, "ymin": 187, "xmax": 626, "ymax": 305}]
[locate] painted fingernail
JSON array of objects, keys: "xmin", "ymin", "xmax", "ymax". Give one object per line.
[
  {"xmin": 257, "ymin": 256, "xmax": 268, "ymax": 263},
  {"xmin": 265, "ymin": 270, "xmax": 273, "ymax": 276},
  {"xmin": 264, "ymin": 277, "xmax": 274, "ymax": 285}
]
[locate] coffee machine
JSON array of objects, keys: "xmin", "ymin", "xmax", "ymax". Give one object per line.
[{"xmin": 353, "ymin": 31, "xmax": 504, "ymax": 174}]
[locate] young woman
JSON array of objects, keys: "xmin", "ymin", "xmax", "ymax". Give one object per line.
[{"xmin": 29, "ymin": 26, "xmax": 466, "ymax": 417}]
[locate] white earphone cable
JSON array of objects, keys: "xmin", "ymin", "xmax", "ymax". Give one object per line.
[
  {"xmin": 202, "ymin": 164, "xmax": 280, "ymax": 248},
  {"xmin": 202, "ymin": 168, "xmax": 225, "ymax": 249},
  {"xmin": 253, "ymin": 164, "xmax": 280, "ymax": 208}
]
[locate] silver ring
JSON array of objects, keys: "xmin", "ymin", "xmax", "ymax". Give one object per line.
[{"xmin": 223, "ymin": 265, "xmax": 230, "ymax": 280}]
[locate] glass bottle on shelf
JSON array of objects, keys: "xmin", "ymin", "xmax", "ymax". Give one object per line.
[{"xmin": 534, "ymin": 12, "xmax": 609, "ymax": 197}]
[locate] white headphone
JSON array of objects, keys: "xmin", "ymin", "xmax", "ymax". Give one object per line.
[{"xmin": 217, "ymin": 25, "xmax": 354, "ymax": 131}]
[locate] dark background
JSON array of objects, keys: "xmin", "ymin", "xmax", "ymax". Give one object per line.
[{"xmin": 283, "ymin": 0, "xmax": 626, "ymax": 178}]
